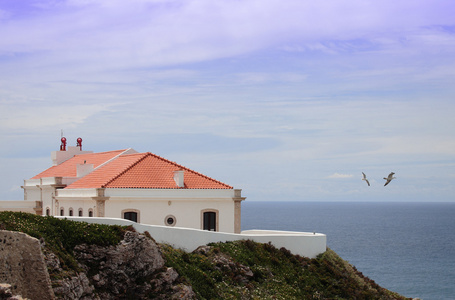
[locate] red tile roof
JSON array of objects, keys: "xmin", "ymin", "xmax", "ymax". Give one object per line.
[
  {"xmin": 35, "ymin": 150, "xmax": 232, "ymax": 190},
  {"xmin": 32, "ymin": 150, "xmax": 127, "ymax": 179}
]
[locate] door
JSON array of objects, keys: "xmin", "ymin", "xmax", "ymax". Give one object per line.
[{"xmin": 203, "ymin": 211, "xmax": 217, "ymax": 231}]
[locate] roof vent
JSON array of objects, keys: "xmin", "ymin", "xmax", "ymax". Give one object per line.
[
  {"xmin": 60, "ymin": 137, "xmax": 67, "ymax": 151},
  {"xmin": 76, "ymin": 137, "xmax": 83, "ymax": 150},
  {"xmin": 173, "ymin": 170, "xmax": 184, "ymax": 188}
]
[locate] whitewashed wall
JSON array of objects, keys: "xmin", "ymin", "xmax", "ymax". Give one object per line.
[
  {"xmin": 55, "ymin": 188, "xmax": 240, "ymax": 233},
  {"xmin": 0, "ymin": 201, "xmax": 38, "ymax": 213},
  {"xmin": 56, "ymin": 217, "xmax": 327, "ymax": 259}
]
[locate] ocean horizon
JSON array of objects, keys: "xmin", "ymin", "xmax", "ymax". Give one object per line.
[{"xmin": 241, "ymin": 201, "xmax": 455, "ymax": 300}]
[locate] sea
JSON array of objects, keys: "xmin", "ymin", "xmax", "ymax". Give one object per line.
[{"xmin": 241, "ymin": 201, "xmax": 455, "ymax": 300}]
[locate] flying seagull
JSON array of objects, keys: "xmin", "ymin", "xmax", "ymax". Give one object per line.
[
  {"xmin": 362, "ymin": 172, "xmax": 370, "ymax": 186},
  {"xmin": 383, "ymin": 172, "xmax": 396, "ymax": 186}
]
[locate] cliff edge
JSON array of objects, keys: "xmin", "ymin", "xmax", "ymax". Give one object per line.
[{"xmin": 0, "ymin": 212, "xmax": 411, "ymax": 300}]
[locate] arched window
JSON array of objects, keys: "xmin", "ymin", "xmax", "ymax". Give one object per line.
[
  {"xmin": 69, "ymin": 208, "xmax": 73, "ymax": 216},
  {"xmin": 60, "ymin": 207, "xmax": 64, "ymax": 216},
  {"xmin": 124, "ymin": 211, "xmax": 138, "ymax": 222},
  {"xmin": 88, "ymin": 209, "xmax": 93, "ymax": 217},
  {"xmin": 78, "ymin": 208, "xmax": 83, "ymax": 217},
  {"xmin": 122, "ymin": 209, "xmax": 140, "ymax": 223},
  {"xmin": 203, "ymin": 211, "xmax": 217, "ymax": 231},
  {"xmin": 46, "ymin": 208, "xmax": 50, "ymax": 216}
]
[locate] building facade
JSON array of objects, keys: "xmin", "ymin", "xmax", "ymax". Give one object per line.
[{"xmin": 21, "ymin": 138, "xmax": 245, "ymax": 233}]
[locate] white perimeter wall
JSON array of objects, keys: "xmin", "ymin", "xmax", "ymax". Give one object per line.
[
  {"xmin": 56, "ymin": 217, "xmax": 327, "ymax": 259},
  {"xmin": 0, "ymin": 201, "xmax": 38, "ymax": 213}
]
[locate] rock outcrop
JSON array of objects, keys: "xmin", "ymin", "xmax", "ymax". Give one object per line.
[
  {"xmin": 1, "ymin": 230, "xmax": 195, "ymax": 300},
  {"xmin": 0, "ymin": 230, "xmax": 54, "ymax": 299},
  {"xmin": 194, "ymin": 245, "xmax": 254, "ymax": 285},
  {"xmin": 51, "ymin": 231, "xmax": 195, "ymax": 300},
  {"xmin": 0, "ymin": 283, "xmax": 27, "ymax": 300}
]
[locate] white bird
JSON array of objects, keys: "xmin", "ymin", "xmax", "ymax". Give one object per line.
[
  {"xmin": 362, "ymin": 172, "xmax": 370, "ymax": 186},
  {"xmin": 383, "ymin": 172, "xmax": 396, "ymax": 186}
]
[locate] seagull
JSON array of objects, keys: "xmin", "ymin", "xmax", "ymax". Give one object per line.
[
  {"xmin": 383, "ymin": 172, "xmax": 396, "ymax": 186},
  {"xmin": 362, "ymin": 172, "xmax": 370, "ymax": 186}
]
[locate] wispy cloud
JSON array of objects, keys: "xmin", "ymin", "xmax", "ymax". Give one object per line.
[
  {"xmin": 1, "ymin": 0, "xmax": 455, "ymax": 202},
  {"xmin": 327, "ymin": 173, "xmax": 354, "ymax": 179}
]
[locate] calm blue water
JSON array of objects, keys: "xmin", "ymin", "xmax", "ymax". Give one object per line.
[{"xmin": 241, "ymin": 202, "xmax": 455, "ymax": 300}]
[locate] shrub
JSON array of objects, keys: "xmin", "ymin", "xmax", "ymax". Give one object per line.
[{"xmin": 0, "ymin": 211, "xmax": 127, "ymax": 272}]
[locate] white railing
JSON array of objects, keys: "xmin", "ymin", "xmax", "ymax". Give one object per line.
[{"xmin": 56, "ymin": 217, "xmax": 326, "ymax": 258}]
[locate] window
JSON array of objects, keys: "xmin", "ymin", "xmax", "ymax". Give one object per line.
[
  {"xmin": 78, "ymin": 209, "xmax": 83, "ymax": 217},
  {"xmin": 60, "ymin": 208, "xmax": 64, "ymax": 216},
  {"xmin": 88, "ymin": 209, "xmax": 93, "ymax": 217},
  {"xmin": 203, "ymin": 211, "xmax": 217, "ymax": 231},
  {"xmin": 124, "ymin": 211, "xmax": 138, "ymax": 222},
  {"xmin": 69, "ymin": 208, "xmax": 73, "ymax": 216},
  {"xmin": 122, "ymin": 209, "xmax": 140, "ymax": 222},
  {"xmin": 165, "ymin": 215, "xmax": 176, "ymax": 227},
  {"xmin": 46, "ymin": 208, "xmax": 50, "ymax": 216}
]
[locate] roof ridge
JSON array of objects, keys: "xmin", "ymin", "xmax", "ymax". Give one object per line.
[
  {"xmin": 73, "ymin": 149, "xmax": 127, "ymax": 157},
  {"xmin": 92, "ymin": 148, "xmax": 133, "ymax": 172},
  {"xmin": 146, "ymin": 152, "xmax": 233, "ymax": 189},
  {"xmin": 101, "ymin": 152, "xmax": 149, "ymax": 188}
]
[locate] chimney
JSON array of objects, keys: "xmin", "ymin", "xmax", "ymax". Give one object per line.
[
  {"xmin": 77, "ymin": 162, "xmax": 94, "ymax": 177},
  {"xmin": 173, "ymin": 170, "xmax": 184, "ymax": 188},
  {"xmin": 51, "ymin": 136, "xmax": 93, "ymax": 165}
]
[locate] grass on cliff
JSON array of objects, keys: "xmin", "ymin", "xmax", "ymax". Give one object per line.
[
  {"xmin": 0, "ymin": 211, "xmax": 128, "ymax": 273},
  {"xmin": 162, "ymin": 240, "xmax": 409, "ymax": 300},
  {"xmin": 1, "ymin": 212, "xmax": 408, "ymax": 299}
]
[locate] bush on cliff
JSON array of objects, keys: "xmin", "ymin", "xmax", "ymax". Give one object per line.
[
  {"xmin": 0, "ymin": 211, "xmax": 127, "ymax": 272},
  {"xmin": 162, "ymin": 240, "xmax": 409, "ymax": 300},
  {"xmin": 1, "ymin": 212, "xmax": 408, "ymax": 299}
]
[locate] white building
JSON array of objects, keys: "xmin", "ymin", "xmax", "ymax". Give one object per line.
[
  {"xmin": 20, "ymin": 138, "xmax": 245, "ymax": 233},
  {"xmin": 1, "ymin": 138, "xmax": 327, "ymax": 258}
]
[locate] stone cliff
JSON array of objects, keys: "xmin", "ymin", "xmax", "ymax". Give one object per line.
[
  {"xmin": 0, "ymin": 212, "xmax": 411, "ymax": 300},
  {"xmin": 0, "ymin": 230, "xmax": 195, "ymax": 300}
]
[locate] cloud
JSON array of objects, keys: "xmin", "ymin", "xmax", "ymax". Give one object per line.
[
  {"xmin": 1, "ymin": 0, "xmax": 454, "ymax": 70},
  {"xmin": 327, "ymin": 173, "xmax": 354, "ymax": 179},
  {"xmin": 0, "ymin": 103, "xmax": 115, "ymax": 132},
  {"xmin": 1, "ymin": 0, "xmax": 455, "ymax": 202}
]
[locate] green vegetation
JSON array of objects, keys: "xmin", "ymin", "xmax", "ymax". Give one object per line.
[
  {"xmin": 1, "ymin": 212, "xmax": 408, "ymax": 299},
  {"xmin": 0, "ymin": 211, "xmax": 127, "ymax": 272},
  {"xmin": 162, "ymin": 240, "xmax": 409, "ymax": 300}
]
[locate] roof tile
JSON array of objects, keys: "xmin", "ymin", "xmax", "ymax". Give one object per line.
[
  {"xmin": 31, "ymin": 150, "xmax": 127, "ymax": 179},
  {"xmin": 63, "ymin": 152, "xmax": 232, "ymax": 189}
]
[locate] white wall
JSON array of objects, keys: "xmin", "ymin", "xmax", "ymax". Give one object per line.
[
  {"xmin": 55, "ymin": 187, "xmax": 240, "ymax": 233},
  {"xmin": 0, "ymin": 201, "xmax": 38, "ymax": 213},
  {"xmin": 105, "ymin": 198, "xmax": 235, "ymax": 232},
  {"xmin": 56, "ymin": 217, "xmax": 327, "ymax": 259}
]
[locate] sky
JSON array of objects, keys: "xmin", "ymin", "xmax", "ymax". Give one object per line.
[{"xmin": 1, "ymin": 0, "xmax": 454, "ymax": 202}]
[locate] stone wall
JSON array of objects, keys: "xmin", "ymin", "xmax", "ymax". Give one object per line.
[{"xmin": 0, "ymin": 230, "xmax": 55, "ymax": 300}]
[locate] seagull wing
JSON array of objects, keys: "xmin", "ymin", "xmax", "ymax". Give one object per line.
[{"xmin": 362, "ymin": 172, "xmax": 370, "ymax": 186}]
